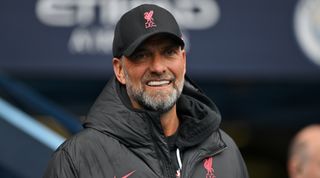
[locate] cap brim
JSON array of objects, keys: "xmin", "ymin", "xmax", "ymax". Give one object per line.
[{"xmin": 123, "ymin": 31, "xmax": 185, "ymax": 57}]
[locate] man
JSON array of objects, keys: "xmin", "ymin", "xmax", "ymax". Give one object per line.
[
  {"xmin": 288, "ymin": 124, "xmax": 320, "ymax": 178},
  {"xmin": 44, "ymin": 4, "xmax": 248, "ymax": 178}
]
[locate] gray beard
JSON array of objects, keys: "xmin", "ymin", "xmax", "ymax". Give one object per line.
[
  {"xmin": 126, "ymin": 80, "xmax": 184, "ymax": 113},
  {"xmin": 129, "ymin": 82, "xmax": 182, "ymax": 113},
  {"xmin": 123, "ymin": 68, "xmax": 184, "ymax": 113}
]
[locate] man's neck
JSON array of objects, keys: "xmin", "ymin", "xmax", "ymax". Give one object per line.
[
  {"xmin": 128, "ymin": 97, "xmax": 179, "ymax": 136},
  {"xmin": 160, "ymin": 105, "xmax": 179, "ymax": 137}
]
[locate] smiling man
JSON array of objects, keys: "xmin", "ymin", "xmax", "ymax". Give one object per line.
[
  {"xmin": 115, "ymin": 35, "xmax": 185, "ymax": 112},
  {"xmin": 44, "ymin": 4, "xmax": 249, "ymax": 178}
]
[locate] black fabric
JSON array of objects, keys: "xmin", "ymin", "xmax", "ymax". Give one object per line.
[
  {"xmin": 113, "ymin": 4, "xmax": 184, "ymax": 58},
  {"xmin": 43, "ymin": 76, "xmax": 249, "ymax": 178},
  {"xmin": 176, "ymin": 95, "xmax": 220, "ymax": 149},
  {"xmin": 167, "ymin": 132, "xmax": 178, "ymax": 151},
  {"xmin": 166, "ymin": 132, "xmax": 179, "ymax": 173}
]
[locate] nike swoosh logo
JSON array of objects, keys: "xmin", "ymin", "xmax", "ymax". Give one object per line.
[{"xmin": 114, "ymin": 170, "xmax": 136, "ymax": 178}]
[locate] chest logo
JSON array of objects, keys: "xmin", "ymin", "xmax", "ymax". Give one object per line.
[{"xmin": 204, "ymin": 157, "xmax": 216, "ymax": 178}]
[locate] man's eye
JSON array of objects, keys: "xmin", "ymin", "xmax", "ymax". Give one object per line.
[
  {"xmin": 131, "ymin": 52, "xmax": 147, "ymax": 60},
  {"xmin": 165, "ymin": 48, "xmax": 178, "ymax": 56}
]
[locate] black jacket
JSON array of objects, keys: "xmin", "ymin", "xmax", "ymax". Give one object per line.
[{"xmin": 44, "ymin": 76, "xmax": 249, "ymax": 178}]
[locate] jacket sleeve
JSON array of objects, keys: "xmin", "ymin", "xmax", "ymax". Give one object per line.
[
  {"xmin": 233, "ymin": 142, "xmax": 249, "ymax": 178},
  {"xmin": 220, "ymin": 130, "xmax": 249, "ymax": 178},
  {"xmin": 43, "ymin": 149, "xmax": 78, "ymax": 178}
]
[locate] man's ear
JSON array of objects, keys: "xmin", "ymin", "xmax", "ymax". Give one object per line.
[
  {"xmin": 113, "ymin": 57, "xmax": 126, "ymax": 84},
  {"xmin": 288, "ymin": 157, "xmax": 301, "ymax": 178},
  {"xmin": 182, "ymin": 49, "xmax": 187, "ymax": 75}
]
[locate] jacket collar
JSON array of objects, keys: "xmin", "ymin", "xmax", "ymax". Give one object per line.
[{"xmin": 83, "ymin": 76, "xmax": 224, "ymax": 151}]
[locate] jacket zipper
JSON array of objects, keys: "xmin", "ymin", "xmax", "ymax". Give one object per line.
[{"xmin": 146, "ymin": 113, "xmax": 176, "ymax": 178}]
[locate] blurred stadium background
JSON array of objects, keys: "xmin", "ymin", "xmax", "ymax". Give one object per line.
[{"xmin": 1, "ymin": 0, "xmax": 320, "ymax": 177}]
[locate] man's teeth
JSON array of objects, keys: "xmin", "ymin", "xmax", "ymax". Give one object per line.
[{"xmin": 147, "ymin": 80, "xmax": 170, "ymax": 86}]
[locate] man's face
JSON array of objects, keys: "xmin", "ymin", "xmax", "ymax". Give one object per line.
[
  {"xmin": 113, "ymin": 34, "xmax": 186, "ymax": 112},
  {"xmin": 289, "ymin": 128, "xmax": 320, "ymax": 178},
  {"xmin": 301, "ymin": 146, "xmax": 320, "ymax": 178}
]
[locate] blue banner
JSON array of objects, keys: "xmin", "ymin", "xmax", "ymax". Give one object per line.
[{"xmin": 1, "ymin": 0, "xmax": 320, "ymax": 80}]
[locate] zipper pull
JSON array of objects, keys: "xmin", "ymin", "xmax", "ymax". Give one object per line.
[{"xmin": 176, "ymin": 148, "xmax": 182, "ymax": 178}]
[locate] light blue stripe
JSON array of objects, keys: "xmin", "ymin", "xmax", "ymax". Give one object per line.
[{"xmin": 0, "ymin": 98, "xmax": 65, "ymax": 150}]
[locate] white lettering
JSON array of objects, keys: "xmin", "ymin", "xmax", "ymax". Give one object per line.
[
  {"xmin": 75, "ymin": 0, "xmax": 96, "ymax": 27},
  {"xmin": 68, "ymin": 28, "xmax": 94, "ymax": 54},
  {"xmin": 99, "ymin": 0, "xmax": 128, "ymax": 26},
  {"xmin": 94, "ymin": 28, "xmax": 113, "ymax": 54},
  {"xmin": 68, "ymin": 27, "xmax": 113, "ymax": 54},
  {"xmin": 36, "ymin": 0, "xmax": 220, "ymax": 55},
  {"xmin": 36, "ymin": 0, "xmax": 220, "ymax": 29},
  {"xmin": 36, "ymin": 0, "xmax": 75, "ymax": 26}
]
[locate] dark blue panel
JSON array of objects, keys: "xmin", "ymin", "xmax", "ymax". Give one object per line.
[{"xmin": 0, "ymin": 0, "xmax": 320, "ymax": 80}]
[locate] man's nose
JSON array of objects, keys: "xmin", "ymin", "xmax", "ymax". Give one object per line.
[{"xmin": 149, "ymin": 54, "xmax": 166, "ymax": 73}]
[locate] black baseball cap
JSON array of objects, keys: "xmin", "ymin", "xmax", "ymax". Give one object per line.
[{"xmin": 112, "ymin": 4, "xmax": 185, "ymax": 58}]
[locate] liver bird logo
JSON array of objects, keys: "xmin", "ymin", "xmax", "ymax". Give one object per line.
[{"xmin": 144, "ymin": 10, "xmax": 157, "ymax": 29}]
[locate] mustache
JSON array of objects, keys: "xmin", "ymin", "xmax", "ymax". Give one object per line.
[{"xmin": 142, "ymin": 72, "xmax": 175, "ymax": 82}]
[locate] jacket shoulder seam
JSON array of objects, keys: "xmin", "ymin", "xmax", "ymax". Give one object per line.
[{"xmin": 61, "ymin": 148, "xmax": 79, "ymax": 178}]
